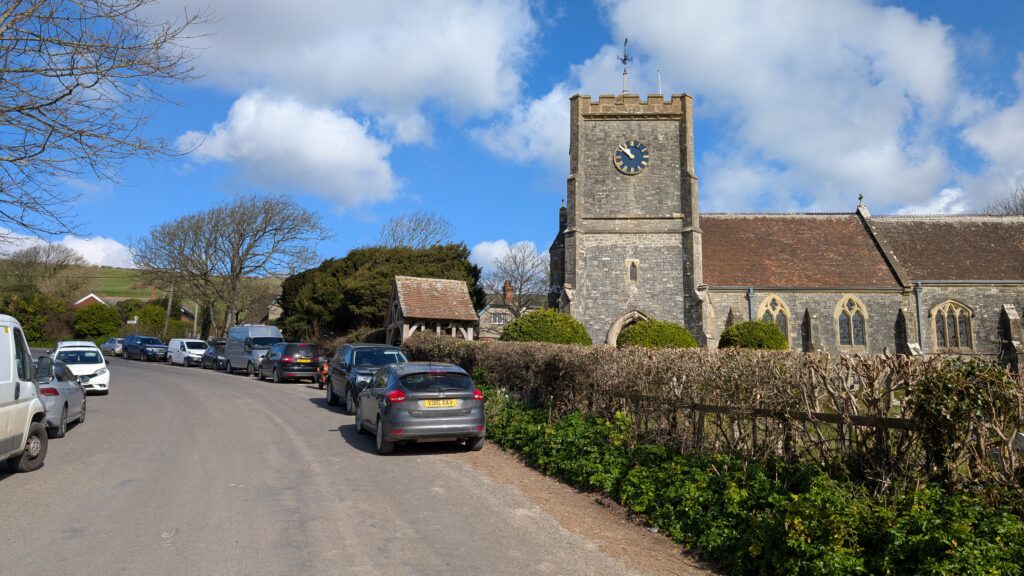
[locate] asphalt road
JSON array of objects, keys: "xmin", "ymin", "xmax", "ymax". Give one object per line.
[{"xmin": 0, "ymin": 356, "xmax": 648, "ymax": 576}]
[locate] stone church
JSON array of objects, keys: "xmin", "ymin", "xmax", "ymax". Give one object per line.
[{"xmin": 548, "ymin": 92, "xmax": 1024, "ymax": 359}]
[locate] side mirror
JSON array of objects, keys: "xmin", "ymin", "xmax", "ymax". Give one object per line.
[{"xmin": 34, "ymin": 356, "xmax": 54, "ymax": 383}]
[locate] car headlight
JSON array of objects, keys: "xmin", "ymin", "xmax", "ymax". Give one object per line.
[
  {"xmin": 95, "ymin": 368, "xmax": 108, "ymax": 376},
  {"xmin": 356, "ymin": 374, "xmax": 371, "ymax": 383}
]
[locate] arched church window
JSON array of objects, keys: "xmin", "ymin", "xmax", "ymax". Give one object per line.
[
  {"xmin": 931, "ymin": 301, "xmax": 973, "ymax": 351},
  {"xmin": 625, "ymin": 259, "xmax": 639, "ymax": 284},
  {"xmin": 756, "ymin": 295, "xmax": 790, "ymax": 345},
  {"xmin": 835, "ymin": 296, "xmax": 868, "ymax": 349},
  {"xmin": 629, "ymin": 262, "xmax": 638, "ymax": 282}
]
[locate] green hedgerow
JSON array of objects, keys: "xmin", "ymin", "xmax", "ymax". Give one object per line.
[
  {"xmin": 719, "ymin": 320, "xmax": 788, "ymax": 350},
  {"xmin": 73, "ymin": 303, "xmax": 122, "ymax": 341},
  {"xmin": 616, "ymin": 319, "xmax": 698, "ymax": 349},
  {"xmin": 500, "ymin": 309, "xmax": 592, "ymax": 345}
]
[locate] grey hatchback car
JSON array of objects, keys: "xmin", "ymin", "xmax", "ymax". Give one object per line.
[{"xmin": 353, "ymin": 362, "xmax": 485, "ymax": 454}]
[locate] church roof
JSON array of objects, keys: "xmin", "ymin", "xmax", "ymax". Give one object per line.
[
  {"xmin": 392, "ymin": 276, "xmax": 478, "ymax": 322},
  {"xmin": 868, "ymin": 215, "xmax": 1024, "ymax": 281},
  {"xmin": 701, "ymin": 214, "xmax": 901, "ymax": 289}
]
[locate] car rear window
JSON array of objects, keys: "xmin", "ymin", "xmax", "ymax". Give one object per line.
[
  {"xmin": 185, "ymin": 341, "xmax": 208, "ymax": 350},
  {"xmin": 353, "ymin": 348, "xmax": 407, "ymax": 367},
  {"xmin": 56, "ymin": 350, "xmax": 103, "ymax": 365},
  {"xmin": 140, "ymin": 337, "xmax": 163, "ymax": 345},
  {"xmin": 400, "ymin": 372, "xmax": 473, "ymax": 392},
  {"xmin": 285, "ymin": 344, "xmax": 317, "ymax": 357}
]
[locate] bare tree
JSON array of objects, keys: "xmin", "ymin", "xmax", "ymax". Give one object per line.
[
  {"xmin": 985, "ymin": 183, "xmax": 1024, "ymax": 215},
  {"xmin": 0, "ymin": 0, "xmax": 208, "ymax": 239},
  {"xmin": 377, "ymin": 211, "xmax": 455, "ymax": 249},
  {"xmin": 0, "ymin": 242, "xmax": 92, "ymax": 300},
  {"xmin": 482, "ymin": 242, "xmax": 549, "ymax": 318},
  {"xmin": 133, "ymin": 194, "xmax": 329, "ymax": 334}
]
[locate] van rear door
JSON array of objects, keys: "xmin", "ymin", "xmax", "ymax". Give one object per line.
[{"xmin": 0, "ymin": 325, "xmax": 34, "ymax": 457}]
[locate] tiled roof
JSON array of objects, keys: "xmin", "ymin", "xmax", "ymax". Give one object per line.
[
  {"xmin": 701, "ymin": 214, "xmax": 900, "ymax": 289},
  {"xmin": 394, "ymin": 276, "xmax": 478, "ymax": 322},
  {"xmin": 869, "ymin": 216, "xmax": 1024, "ymax": 281}
]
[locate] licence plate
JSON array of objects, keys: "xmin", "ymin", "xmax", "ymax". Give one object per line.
[
  {"xmin": 423, "ymin": 399, "xmax": 457, "ymax": 408},
  {"xmin": 296, "ymin": 358, "xmax": 311, "ymax": 363}
]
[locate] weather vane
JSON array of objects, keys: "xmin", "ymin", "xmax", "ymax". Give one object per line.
[{"xmin": 619, "ymin": 38, "xmax": 633, "ymax": 94}]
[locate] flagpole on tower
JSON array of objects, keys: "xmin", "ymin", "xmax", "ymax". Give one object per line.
[{"xmin": 619, "ymin": 38, "xmax": 633, "ymax": 94}]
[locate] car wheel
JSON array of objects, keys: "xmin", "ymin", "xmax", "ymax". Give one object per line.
[
  {"xmin": 375, "ymin": 418, "xmax": 394, "ymax": 454},
  {"xmin": 7, "ymin": 421, "xmax": 47, "ymax": 472},
  {"xmin": 466, "ymin": 436, "xmax": 485, "ymax": 452},
  {"xmin": 326, "ymin": 381, "xmax": 338, "ymax": 406},
  {"xmin": 345, "ymin": 387, "xmax": 356, "ymax": 416},
  {"xmin": 78, "ymin": 398, "xmax": 86, "ymax": 424},
  {"xmin": 258, "ymin": 365, "xmax": 266, "ymax": 381},
  {"xmin": 273, "ymin": 367, "xmax": 281, "ymax": 383},
  {"xmin": 317, "ymin": 375, "xmax": 325, "ymax": 390},
  {"xmin": 225, "ymin": 361, "xmax": 233, "ymax": 374},
  {"xmin": 48, "ymin": 405, "xmax": 68, "ymax": 439},
  {"xmin": 354, "ymin": 402, "xmax": 366, "ymax": 435}
]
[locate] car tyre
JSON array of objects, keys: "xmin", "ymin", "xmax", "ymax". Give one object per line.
[
  {"xmin": 325, "ymin": 381, "xmax": 338, "ymax": 406},
  {"xmin": 225, "ymin": 361, "xmax": 233, "ymax": 374},
  {"xmin": 466, "ymin": 436, "xmax": 485, "ymax": 452},
  {"xmin": 258, "ymin": 365, "xmax": 266, "ymax": 381},
  {"xmin": 344, "ymin": 387, "xmax": 356, "ymax": 416},
  {"xmin": 48, "ymin": 405, "xmax": 68, "ymax": 439},
  {"xmin": 354, "ymin": 402, "xmax": 367, "ymax": 435},
  {"xmin": 247, "ymin": 362, "xmax": 255, "ymax": 378},
  {"xmin": 375, "ymin": 418, "xmax": 394, "ymax": 455},
  {"xmin": 7, "ymin": 421, "xmax": 47, "ymax": 472},
  {"xmin": 273, "ymin": 367, "xmax": 282, "ymax": 383},
  {"xmin": 78, "ymin": 398, "xmax": 86, "ymax": 424}
]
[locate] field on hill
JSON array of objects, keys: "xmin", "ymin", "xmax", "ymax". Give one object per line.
[{"xmin": 69, "ymin": 265, "xmax": 156, "ymax": 299}]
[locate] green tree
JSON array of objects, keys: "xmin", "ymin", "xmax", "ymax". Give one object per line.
[
  {"xmin": 74, "ymin": 303, "xmax": 122, "ymax": 341},
  {"xmin": 500, "ymin": 309, "xmax": 592, "ymax": 345},
  {"xmin": 0, "ymin": 288, "xmax": 68, "ymax": 344},
  {"xmin": 718, "ymin": 321, "xmax": 788, "ymax": 350},
  {"xmin": 617, "ymin": 320, "xmax": 698, "ymax": 349}
]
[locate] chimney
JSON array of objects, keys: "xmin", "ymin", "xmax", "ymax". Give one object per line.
[{"xmin": 502, "ymin": 280, "xmax": 514, "ymax": 307}]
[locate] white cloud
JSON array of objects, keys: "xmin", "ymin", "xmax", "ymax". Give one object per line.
[
  {"xmin": 59, "ymin": 236, "xmax": 134, "ymax": 268},
  {"xmin": 470, "ymin": 239, "xmax": 543, "ymax": 273},
  {"xmin": 895, "ymin": 188, "xmax": 967, "ymax": 215},
  {"xmin": 959, "ymin": 58, "xmax": 1024, "ymax": 205},
  {"xmin": 179, "ymin": 91, "xmax": 398, "ymax": 208}
]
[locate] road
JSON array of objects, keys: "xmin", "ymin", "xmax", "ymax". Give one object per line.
[{"xmin": 0, "ymin": 356, "xmax": 654, "ymax": 576}]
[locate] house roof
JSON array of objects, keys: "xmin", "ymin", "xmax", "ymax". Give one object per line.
[
  {"xmin": 393, "ymin": 276, "xmax": 478, "ymax": 322},
  {"xmin": 701, "ymin": 214, "xmax": 901, "ymax": 289},
  {"xmin": 73, "ymin": 293, "xmax": 106, "ymax": 306},
  {"xmin": 868, "ymin": 215, "xmax": 1024, "ymax": 281}
]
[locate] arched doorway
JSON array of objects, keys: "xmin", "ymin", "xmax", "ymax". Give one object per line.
[{"xmin": 606, "ymin": 310, "xmax": 651, "ymax": 345}]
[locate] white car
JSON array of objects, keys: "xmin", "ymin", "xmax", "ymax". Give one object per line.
[
  {"xmin": 167, "ymin": 338, "xmax": 208, "ymax": 367},
  {"xmin": 53, "ymin": 344, "xmax": 110, "ymax": 395},
  {"xmin": 0, "ymin": 314, "xmax": 48, "ymax": 472}
]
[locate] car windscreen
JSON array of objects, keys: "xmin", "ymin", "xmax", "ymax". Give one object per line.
[
  {"xmin": 140, "ymin": 337, "xmax": 163, "ymax": 346},
  {"xmin": 211, "ymin": 345, "xmax": 225, "ymax": 354},
  {"xmin": 400, "ymin": 372, "xmax": 473, "ymax": 392},
  {"xmin": 353, "ymin": 349, "xmax": 407, "ymax": 367},
  {"xmin": 185, "ymin": 341, "xmax": 208, "ymax": 350},
  {"xmin": 285, "ymin": 344, "xmax": 317, "ymax": 357},
  {"xmin": 56, "ymin": 350, "xmax": 104, "ymax": 365},
  {"xmin": 251, "ymin": 337, "xmax": 282, "ymax": 349}
]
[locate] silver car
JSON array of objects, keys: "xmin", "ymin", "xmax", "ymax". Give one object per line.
[
  {"xmin": 353, "ymin": 362, "xmax": 485, "ymax": 454},
  {"xmin": 34, "ymin": 357, "xmax": 86, "ymax": 438},
  {"xmin": 99, "ymin": 337, "xmax": 124, "ymax": 356}
]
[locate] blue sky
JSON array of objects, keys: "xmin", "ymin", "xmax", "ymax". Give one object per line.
[{"xmin": 12, "ymin": 0, "xmax": 1024, "ymax": 271}]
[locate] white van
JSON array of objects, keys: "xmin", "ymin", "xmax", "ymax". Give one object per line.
[
  {"xmin": 167, "ymin": 338, "xmax": 208, "ymax": 367},
  {"xmin": 224, "ymin": 325, "xmax": 283, "ymax": 376},
  {"xmin": 0, "ymin": 314, "xmax": 48, "ymax": 472}
]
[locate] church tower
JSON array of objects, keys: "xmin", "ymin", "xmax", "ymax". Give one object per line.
[{"xmin": 549, "ymin": 92, "xmax": 705, "ymax": 344}]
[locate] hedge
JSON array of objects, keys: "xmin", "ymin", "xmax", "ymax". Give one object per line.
[
  {"xmin": 616, "ymin": 319, "xmax": 697, "ymax": 349},
  {"xmin": 718, "ymin": 321, "xmax": 788, "ymax": 350},
  {"xmin": 500, "ymin": 308, "xmax": 592, "ymax": 345}
]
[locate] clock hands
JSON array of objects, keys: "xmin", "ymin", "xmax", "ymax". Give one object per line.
[{"xmin": 617, "ymin": 144, "xmax": 634, "ymax": 159}]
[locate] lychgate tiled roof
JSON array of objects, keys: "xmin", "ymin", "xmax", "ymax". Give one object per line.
[
  {"xmin": 393, "ymin": 276, "xmax": 478, "ymax": 321},
  {"xmin": 869, "ymin": 216, "xmax": 1024, "ymax": 281},
  {"xmin": 701, "ymin": 214, "xmax": 901, "ymax": 289}
]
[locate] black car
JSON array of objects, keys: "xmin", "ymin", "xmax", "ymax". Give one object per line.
[
  {"xmin": 257, "ymin": 342, "xmax": 319, "ymax": 383},
  {"xmin": 123, "ymin": 335, "xmax": 168, "ymax": 362},
  {"xmin": 200, "ymin": 340, "xmax": 227, "ymax": 370},
  {"xmin": 326, "ymin": 344, "xmax": 407, "ymax": 414}
]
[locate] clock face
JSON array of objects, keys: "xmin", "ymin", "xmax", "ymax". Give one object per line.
[{"xmin": 613, "ymin": 139, "xmax": 650, "ymax": 175}]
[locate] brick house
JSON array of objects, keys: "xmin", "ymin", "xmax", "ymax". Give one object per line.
[{"xmin": 478, "ymin": 280, "xmax": 544, "ymax": 340}]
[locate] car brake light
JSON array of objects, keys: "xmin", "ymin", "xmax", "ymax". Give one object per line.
[
  {"xmin": 473, "ymin": 389, "xmax": 484, "ymax": 401},
  {"xmin": 39, "ymin": 387, "xmax": 59, "ymax": 396},
  {"xmin": 386, "ymin": 390, "xmax": 406, "ymax": 403},
  {"xmin": 391, "ymin": 429, "xmax": 404, "ymax": 435},
  {"xmin": 282, "ymin": 355, "xmax": 293, "ymax": 362}
]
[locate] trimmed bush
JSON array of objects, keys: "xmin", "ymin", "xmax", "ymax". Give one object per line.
[
  {"xmin": 617, "ymin": 319, "xmax": 697, "ymax": 349},
  {"xmin": 74, "ymin": 303, "xmax": 122, "ymax": 341},
  {"xmin": 500, "ymin": 309, "xmax": 592, "ymax": 345},
  {"xmin": 719, "ymin": 320, "xmax": 787, "ymax": 350}
]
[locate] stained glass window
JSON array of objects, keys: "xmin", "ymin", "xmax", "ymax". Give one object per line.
[
  {"xmin": 837, "ymin": 297, "xmax": 867, "ymax": 348},
  {"xmin": 935, "ymin": 313, "xmax": 947, "ymax": 347},
  {"xmin": 957, "ymin": 312, "xmax": 971, "ymax": 348},
  {"xmin": 933, "ymin": 302, "xmax": 972, "ymax": 351},
  {"xmin": 839, "ymin": 310, "xmax": 852, "ymax": 345},
  {"xmin": 762, "ymin": 311, "xmax": 773, "ymax": 323},
  {"xmin": 758, "ymin": 295, "xmax": 790, "ymax": 346},
  {"xmin": 852, "ymin": 311, "xmax": 866, "ymax": 345},
  {"xmin": 777, "ymin": 314, "xmax": 788, "ymax": 338}
]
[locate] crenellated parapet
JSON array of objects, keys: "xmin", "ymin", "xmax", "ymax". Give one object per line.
[{"xmin": 574, "ymin": 93, "xmax": 689, "ymax": 118}]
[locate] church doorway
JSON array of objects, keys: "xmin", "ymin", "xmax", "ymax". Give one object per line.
[{"xmin": 606, "ymin": 310, "xmax": 651, "ymax": 345}]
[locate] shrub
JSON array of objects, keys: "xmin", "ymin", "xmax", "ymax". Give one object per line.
[
  {"xmin": 74, "ymin": 303, "xmax": 122, "ymax": 341},
  {"xmin": 719, "ymin": 320, "xmax": 787, "ymax": 350},
  {"xmin": 500, "ymin": 309, "xmax": 592, "ymax": 345},
  {"xmin": 617, "ymin": 319, "xmax": 697, "ymax": 349}
]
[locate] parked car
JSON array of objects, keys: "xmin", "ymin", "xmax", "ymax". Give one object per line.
[
  {"xmin": 99, "ymin": 337, "xmax": 125, "ymax": 356},
  {"xmin": 52, "ymin": 340, "xmax": 99, "ymax": 355},
  {"xmin": 167, "ymin": 338, "xmax": 208, "ymax": 367},
  {"xmin": 224, "ymin": 325, "xmax": 283, "ymax": 376},
  {"xmin": 0, "ymin": 314, "xmax": 48, "ymax": 472},
  {"xmin": 123, "ymin": 335, "xmax": 168, "ymax": 362},
  {"xmin": 200, "ymin": 340, "xmax": 227, "ymax": 370},
  {"xmin": 327, "ymin": 344, "xmax": 407, "ymax": 414},
  {"xmin": 54, "ymin": 343, "xmax": 110, "ymax": 395},
  {"xmin": 353, "ymin": 362, "xmax": 485, "ymax": 455},
  {"xmin": 33, "ymin": 357, "xmax": 86, "ymax": 438},
  {"xmin": 257, "ymin": 342, "xmax": 319, "ymax": 383}
]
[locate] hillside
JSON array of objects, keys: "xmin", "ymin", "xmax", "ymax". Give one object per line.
[{"xmin": 67, "ymin": 265, "xmax": 156, "ymax": 299}]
